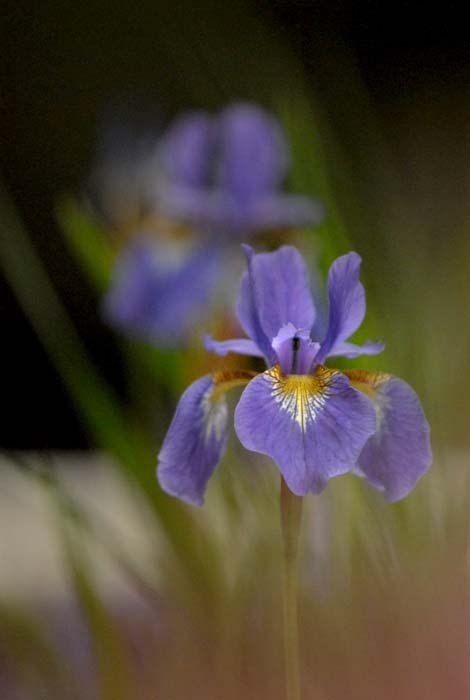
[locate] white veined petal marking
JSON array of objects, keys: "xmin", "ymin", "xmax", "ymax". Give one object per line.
[
  {"xmin": 266, "ymin": 364, "xmax": 339, "ymax": 432},
  {"xmin": 201, "ymin": 388, "xmax": 228, "ymax": 443},
  {"xmin": 343, "ymin": 369, "xmax": 391, "ymax": 432},
  {"xmin": 200, "ymin": 369, "xmax": 257, "ymax": 443}
]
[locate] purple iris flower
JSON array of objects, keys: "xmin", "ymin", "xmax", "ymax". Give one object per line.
[
  {"xmin": 156, "ymin": 103, "xmax": 323, "ymax": 235},
  {"xmin": 103, "ymin": 103, "xmax": 322, "ymax": 345},
  {"xmin": 102, "ymin": 237, "xmax": 220, "ymax": 346},
  {"xmin": 157, "ymin": 245, "xmax": 432, "ymax": 504}
]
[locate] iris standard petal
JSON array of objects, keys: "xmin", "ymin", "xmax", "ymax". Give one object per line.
[
  {"xmin": 344, "ymin": 370, "xmax": 432, "ymax": 501},
  {"xmin": 203, "ymin": 335, "xmax": 264, "ymax": 358},
  {"xmin": 317, "ymin": 252, "xmax": 367, "ymax": 362},
  {"xmin": 234, "ymin": 365, "xmax": 377, "ymax": 496},
  {"xmin": 159, "ymin": 111, "xmax": 214, "ymax": 187},
  {"xmin": 218, "ymin": 103, "xmax": 288, "ymax": 202},
  {"xmin": 236, "ymin": 245, "xmax": 316, "ymax": 358},
  {"xmin": 103, "ymin": 239, "xmax": 219, "ymax": 345},
  {"xmin": 158, "ymin": 370, "xmax": 256, "ymax": 505},
  {"xmin": 234, "ymin": 245, "xmax": 278, "ymax": 364}
]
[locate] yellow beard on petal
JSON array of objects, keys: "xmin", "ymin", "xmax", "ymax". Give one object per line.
[
  {"xmin": 266, "ymin": 364, "xmax": 340, "ymax": 431},
  {"xmin": 210, "ymin": 369, "xmax": 258, "ymax": 401},
  {"xmin": 342, "ymin": 369, "xmax": 391, "ymax": 398}
]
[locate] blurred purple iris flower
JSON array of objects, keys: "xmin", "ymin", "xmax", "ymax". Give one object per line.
[
  {"xmin": 103, "ymin": 103, "xmax": 323, "ymax": 345},
  {"xmin": 103, "ymin": 238, "xmax": 221, "ymax": 346},
  {"xmin": 157, "ymin": 245, "xmax": 432, "ymax": 504},
  {"xmin": 155, "ymin": 103, "xmax": 322, "ymax": 235}
]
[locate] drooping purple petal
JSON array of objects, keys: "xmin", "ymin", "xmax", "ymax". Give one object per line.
[
  {"xmin": 158, "ymin": 111, "xmax": 214, "ymax": 187},
  {"xmin": 157, "ymin": 375, "xmax": 228, "ymax": 505},
  {"xmin": 203, "ymin": 335, "xmax": 263, "ymax": 358},
  {"xmin": 218, "ymin": 103, "xmax": 288, "ymax": 202},
  {"xmin": 244, "ymin": 193, "xmax": 324, "ymax": 232},
  {"xmin": 157, "ymin": 189, "xmax": 323, "ymax": 236},
  {"xmin": 103, "ymin": 238, "xmax": 219, "ymax": 346},
  {"xmin": 234, "ymin": 365, "xmax": 376, "ymax": 496},
  {"xmin": 317, "ymin": 252, "xmax": 369, "ymax": 362},
  {"xmin": 236, "ymin": 245, "xmax": 316, "ymax": 361},
  {"xmin": 103, "ymin": 239, "xmax": 160, "ymax": 335},
  {"xmin": 327, "ymin": 339, "xmax": 385, "ymax": 359},
  {"xmin": 271, "ymin": 324, "xmax": 320, "ymax": 374},
  {"xmin": 345, "ymin": 370, "xmax": 432, "ymax": 501}
]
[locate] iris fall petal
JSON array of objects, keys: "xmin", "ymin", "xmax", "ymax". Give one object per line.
[
  {"xmin": 157, "ymin": 375, "xmax": 229, "ymax": 505},
  {"xmin": 234, "ymin": 365, "xmax": 377, "ymax": 496},
  {"xmin": 345, "ymin": 370, "xmax": 432, "ymax": 501}
]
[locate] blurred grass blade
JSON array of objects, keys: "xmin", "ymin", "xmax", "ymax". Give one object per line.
[
  {"xmin": 0, "ymin": 601, "xmax": 71, "ymax": 694},
  {"xmin": 278, "ymin": 94, "xmax": 353, "ymax": 270},
  {"xmin": 58, "ymin": 519, "xmax": 135, "ymax": 700},
  {"xmin": 56, "ymin": 196, "xmax": 114, "ymax": 292},
  {"xmin": 57, "ymin": 197, "xmax": 188, "ymax": 395},
  {"xmin": 0, "ymin": 181, "xmax": 222, "ymax": 597},
  {"xmin": 279, "ymin": 96, "xmax": 384, "ymax": 367}
]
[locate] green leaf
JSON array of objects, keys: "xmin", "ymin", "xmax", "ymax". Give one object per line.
[{"xmin": 56, "ymin": 196, "xmax": 114, "ymax": 292}]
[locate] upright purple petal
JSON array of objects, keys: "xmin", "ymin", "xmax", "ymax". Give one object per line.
[
  {"xmin": 236, "ymin": 245, "xmax": 316, "ymax": 360},
  {"xmin": 234, "ymin": 245, "xmax": 278, "ymax": 364},
  {"xmin": 345, "ymin": 370, "xmax": 432, "ymax": 501},
  {"xmin": 234, "ymin": 365, "xmax": 376, "ymax": 496},
  {"xmin": 317, "ymin": 252, "xmax": 368, "ymax": 362},
  {"xmin": 103, "ymin": 239, "xmax": 219, "ymax": 346},
  {"xmin": 218, "ymin": 103, "xmax": 288, "ymax": 203},
  {"xmin": 157, "ymin": 375, "xmax": 228, "ymax": 505},
  {"xmin": 159, "ymin": 112, "xmax": 214, "ymax": 187}
]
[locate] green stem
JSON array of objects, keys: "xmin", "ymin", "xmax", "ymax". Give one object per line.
[{"xmin": 280, "ymin": 477, "xmax": 303, "ymax": 700}]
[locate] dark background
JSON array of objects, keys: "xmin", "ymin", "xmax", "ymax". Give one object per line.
[{"xmin": 2, "ymin": 0, "xmax": 469, "ymax": 448}]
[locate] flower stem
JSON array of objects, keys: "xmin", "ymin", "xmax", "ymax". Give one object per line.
[{"xmin": 280, "ymin": 477, "xmax": 303, "ymax": 700}]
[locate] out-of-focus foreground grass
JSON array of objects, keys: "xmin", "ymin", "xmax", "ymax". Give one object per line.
[{"xmin": 1, "ymin": 11, "xmax": 470, "ymax": 699}]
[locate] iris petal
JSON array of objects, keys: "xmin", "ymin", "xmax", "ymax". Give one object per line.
[
  {"xmin": 103, "ymin": 239, "xmax": 219, "ymax": 345},
  {"xmin": 156, "ymin": 104, "xmax": 322, "ymax": 235},
  {"xmin": 345, "ymin": 370, "xmax": 432, "ymax": 501},
  {"xmin": 159, "ymin": 111, "xmax": 214, "ymax": 188},
  {"xmin": 235, "ymin": 245, "xmax": 278, "ymax": 364},
  {"xmin": 246, "ymin": 193, "xmax": 324, "ymax": 232},
  {"xmin": 317, "ymin": 252, "xmax": 370, "ymax": 362},
  {"xmin": 218, "ymin": 103, "xmax": 288, "ymax": 200},
  {"xmin": 327, "ymin": 339, "xmax": 384, "ymax": 359},
  {"xmin": 203, "ymin": 335, "xmax": 263, "ymax": 358},
  {"xmin": 271, "ymin": 324, "xmax": 320, "ymax": 374},
  {"xmin": 234, "ymin": 365, "xmax": 376, "ymax": 496},
  {"xmin": 158, "ymin": 370, "xmax": 256, "ymax": 505},
  {"xmin": 236, "ymin": 245, "xmax": 316, "ymax": 362}
]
